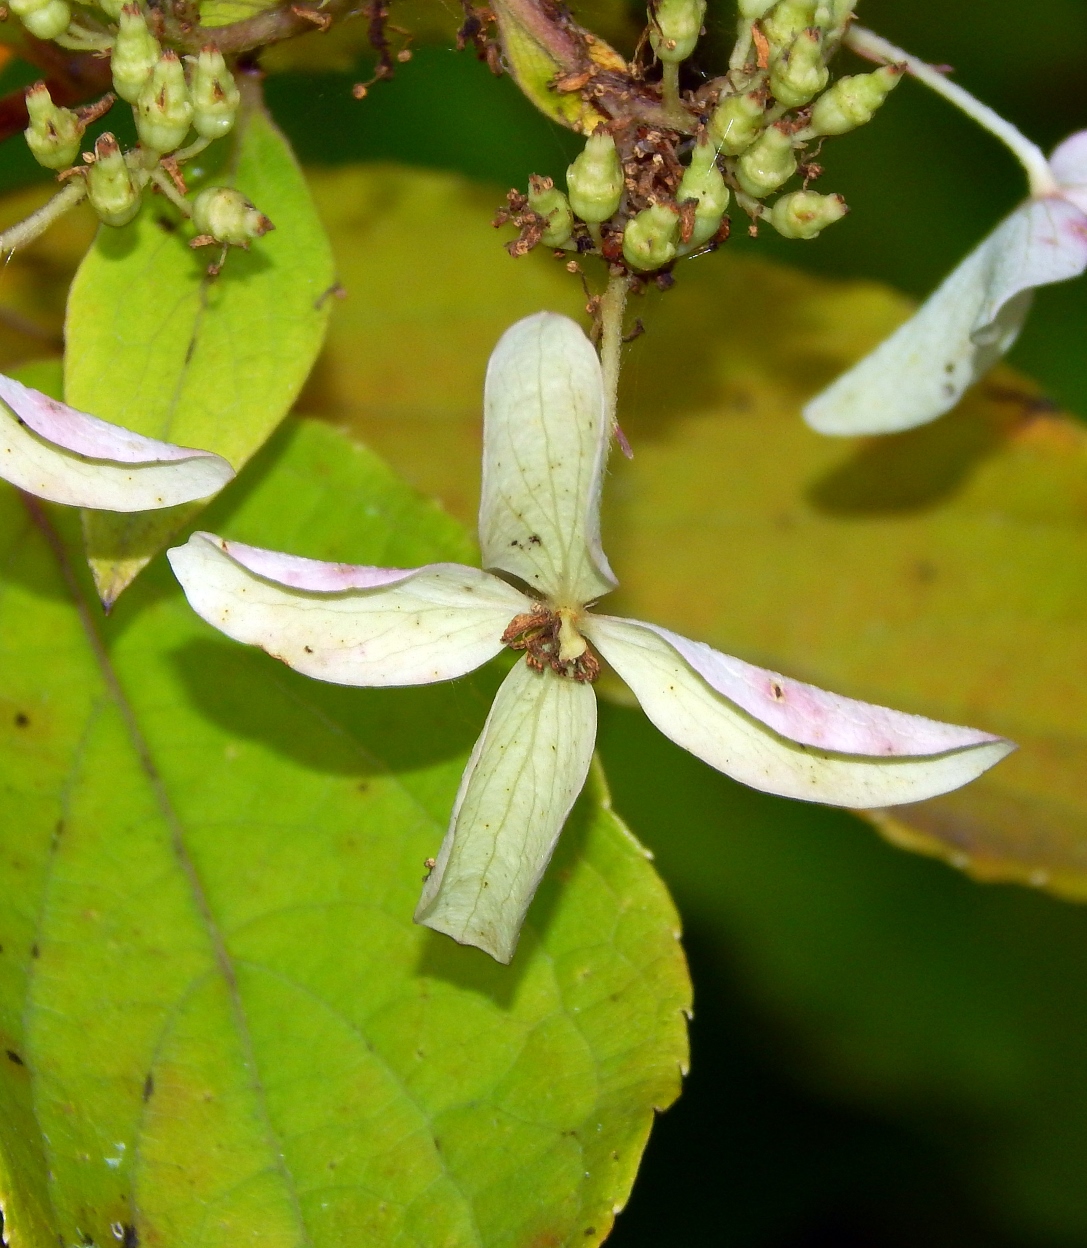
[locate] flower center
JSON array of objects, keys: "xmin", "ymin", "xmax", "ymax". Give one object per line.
[{"xmin": 501, "ymin": 604, "xmax": 600, "ymax": 683}]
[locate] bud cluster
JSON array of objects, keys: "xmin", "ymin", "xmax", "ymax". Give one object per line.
[
  {"xmin": 495, "ymin": 0, "xmax": 904, "ymax": 281},
  {"xmin": 18, "ymin": 4, "xmax": 267, "ymax": 268}
]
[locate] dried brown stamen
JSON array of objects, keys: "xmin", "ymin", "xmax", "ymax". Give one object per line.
[{"xmin": 501, "ymin": 604, "xmax": 600, "ymax": 683}]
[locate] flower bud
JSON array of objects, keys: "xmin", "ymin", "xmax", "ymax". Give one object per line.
[
  {"xmin": 566, "ymin": 133, "xmax": 624, "ymax": 224},
  {"xmin": 676, "ymin": 139, "xmax": 729, "ymax": 249},
  {"xmin": 769, "ymin": 188, "xmax": 847, "ymax": 238},
  {"xmin": 10, "ymin": 0, "xmax": 70, "ymax": 39},
  {"xmin": 761, "ymin": 0, "xmax": 817, "ymax": 55},
  {"xmin": 817, "ymin": 0, "xmax": 855, "ymax": 40},
  {"xmin": 649, "ymin": 0, "xmax": 707, "ymax": 64},
  {"xmin": 738, "ymin": 0, "xmax": 776, "ymax": 17},
  {"xmin": 24, "ymin": 83, "xmax": 82, "ymax": 170},
  {"xmin": 735, "ymin": 124, "xmax": 796, "ymax": 198},
  {"xmin": 809, "ymin": 64, "xmax": 902, "ymax": 135},
  {"xmin": 708, "ymin": 88, "xmax": 766, "ymax": 156},
  {"xmin": 191, "ymin": 46, "xmax": 241, "ymax": 140},
  {"xmin": 622, "ymin": 201, "xmax": 680, "ymax": 271},
  {"xmin": 87, "ymin": 133, "xmax": 141, "ymax": 228},
  {"xmin": 135, "ymin": 51, "xmax": 193, "ymax": 154},
  {"xmin": 769, "ymin": 27, "xmax": 828, "ymax": 108},
  {"xmin": 192, "ymin": 187, "xmax": 274, "ymax": 247},
  {"xmin": 112, "ymin": 6, "xmax": 162, "ymax": 105},
  {"xmin": 95, "ymin": 0, "xmax": 124, "ymax": 18},
  {"xmin": 528, "ymin": 175, "xmax": 574, "ymax": 248}
]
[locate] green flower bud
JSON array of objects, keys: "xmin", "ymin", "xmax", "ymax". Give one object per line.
[
  {"xmin": 135, "ymin": 50, "xmax": 193, "ymax": 154},
  {"xmin": 112, "ymin": 6, "xmax": 162, "ymax": 105},
  {"xmin": 769, "ymin": 27, "xmax": 828, "ymax": 108},
  {"xmin": 10, "ymin": 0, "xmax": 70, "ymax": 39},
  {"xmin": 649, "ymin": 0, "xmax": 707, "ymax": 64},
  {"xmin": 191, "ymin": 45, "xmax": 241, "ymax": 141},
  {"xmin": 96, "ymin": 0, "xmax": 125, "ymax": 19},
  {"xmin": 192, "ymin": 186, "xmax": 274, "ymax": 247},
  {"xmin": 676, "ymin": 139, "xmax": 729, "ymax": 248},
  {"xmin": 566, "ymin": 132, "xmax": 624, "ymax": 224},
  {"xmin": 528, "ymin": 175, "xmax": 574, "ymax": 248},
  {"xmin": 816, "ymin": 0, "xmax": 855, "ymax": 40},
  {"xmin": 24, "ymin": 83, "xmax": 82, "ymax": 170},
  {"xmin": 769, "ymin": 188, "xmax": 847, "ymax": 238},
  {"xmin": 738, "ymin": 0, "xmax": 776, "ymax": 18},
  {"xmin": 622, "ymin": 201, "xmax": 680, "ymax": 271},
  {"xmin": 734, "ymin": 124, "xmax": 796, "ymax": 198},
  {"xmin": 87, "ymin": 133, "xmax": 142, "ymax": 228},
  {"xmin": 761, "ymin": 0, "xmax": 817, "ymax": 54},
  {"xmin": 809, "ymin": 64, "xmax": 902, "ymax": 135},
  {"xmin": 708, "ymin": 88, "xmax": 765, "ymax": 156}
]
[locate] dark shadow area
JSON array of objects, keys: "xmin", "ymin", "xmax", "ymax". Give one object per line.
[
  {"xmin": 264, "ymin": 44, "xmax": 582, "ymax": 188},
  {"xmin": 608, "ymin": 928, "xmax": 1052, "ymax": 1248},
  {"xmin": 170, "ymin": 635, "xmax": 496, "ymax": 778}
]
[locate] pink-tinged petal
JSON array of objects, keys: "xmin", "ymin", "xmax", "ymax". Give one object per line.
[
  {"xmin": 168, "ymin": 532, "xmax": 533, "ymax": 687},
  {"xmin": 1049, "ymin": 130, "xmax": 1087, "ymax": 190},
  {"xmin": 583, "ymin": 615, "xmax": 1014, "ymax": 808},
  {"xmin": 479, "ymin": 312, "xmax": 617, "ymax": 606},
  {"xmin": 0, "ymin": 374, "xmax": 233, "ymax": 510},
  {"xmin": 978, "ymin": 195, "xmax": 1087, "ymax": 326},
  {"xmin": 204, "ymin": 538, "xmax": 420, "ymax": 591},
  {"xmin": 415, "ymin": 660, "xmax": 597, "ymax": 963},
  {"xmin": 805, "ymin": 199, "xmax": 1087, "ymax": 436}
]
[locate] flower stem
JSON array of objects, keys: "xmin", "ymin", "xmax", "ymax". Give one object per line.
[
  {"xmin": 661, "ymin": 62, "xmax": 687, "ymax": 128},
  {"xmin": 599, "ymin": 270, "xmax": 630, "ymax": 443},
  {"xmin": 149, "ymin": 168, "xmax": 193, "ymax": 217},
  {"xmin": 0, "ymin": 179, "xmax": 88, "ymax": 256},
  {"xmin": 845, "ymin": 25, "xmax": 1058, "ymax": 198}
]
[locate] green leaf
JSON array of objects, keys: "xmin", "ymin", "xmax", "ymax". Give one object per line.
[
  {"xmin": 65, "ymin": 98, "xmax": 334, "ymax": 608},
  {"xmin": 300, "ymin": 162, "xmax": 1087, "ymax": 902},
  {"xmin": 0, "ymin": 417, "xmax": 689, "ymax": 1247},
  {"xmin": 596, "ymin": 701, "xmax": 1087, "ymax": 1240}
]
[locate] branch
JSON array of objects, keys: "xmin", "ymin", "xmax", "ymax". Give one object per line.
[{"xmin": 164, "ymin": 0, "xmax": 362, "ymax": 55}]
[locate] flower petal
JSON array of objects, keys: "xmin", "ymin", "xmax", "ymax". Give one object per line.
[
  {"xmin": 804, "ymin": 198, "xmax": 1087, "ymax": 436},
  {"xmin": 478, "ymin": 312, "xmax": 617, "ymax": 605},
  {"xmin": 168, "ymin": 532, "xmax": 532, "ymax": 686},
  {"xmin": 583, "ymin": 615, "xmax": 1014, "ymax": 807},
  {"xmin": 0, "ymin": 373, "xmax": 234, "ymax": 509},
  {"xmin": 415, "ymin": 659, "xmax": 597, "ymax": 963},
  {"xmin": 1050, "ymin": 129, "xmax": 1087, "ymax": 195}
]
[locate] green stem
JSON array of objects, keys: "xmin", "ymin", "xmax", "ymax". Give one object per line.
[
  {"xmin": 0, "ymin": 179, "xmax": 87, "ymax": 255},
  {"xmin": 599, "ymin": 271, "xmax": 630, "ymax": 436},
  {"xmin": 172, "ymin": 135, "xmax": 212, "ymax": 164},
  {"xmin": 661, "ymin": 61, "xmax": 685, "ymax": 125},
  {"xmin": 149, "ymin": 168, "xmax": 193, "ymax": 217},
  {"xmin": 845, "ymin": 25, "xmax": 1057, "ymax": 197}
]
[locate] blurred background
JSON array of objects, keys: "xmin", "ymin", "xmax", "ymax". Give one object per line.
[{"xmin": 2, "ymin": 0, "xmax": 1087, "ymax": 1242}]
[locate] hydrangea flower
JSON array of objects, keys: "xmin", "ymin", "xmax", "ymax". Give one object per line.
[
  {"xmin": 168, "ymin": 313, "xmax": 1012, "ymax": 963},
  {"xmin": 0, "ymin": 371, "xmax": 233, "ymax": 508},
  {"xmin": 806, "ymin": 27, "xmax": 1087, "ymax": 436}
]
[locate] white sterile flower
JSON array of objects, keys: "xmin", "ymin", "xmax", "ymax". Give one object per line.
[
  {"xmin": 0, "ymin": 372, "xmax": 234, "ymax": 509},
  {"xmin": 168, "ymin": 313, "xmax": 1013, "ymax": 964},
  {"xmin": 806, "ymin": 27, "xmax": 1087, "ymax": 437}
]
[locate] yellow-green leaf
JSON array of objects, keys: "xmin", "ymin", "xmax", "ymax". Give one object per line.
[
  {"xmin": 65, "ymin": 98, "xmax": 334, "ymax": 607},
  {"xmin": 300, "ymin": 162, "xmax": 1087, "ymax": 901},
  {"xmin": 491, "ymin": 0, "xmax": 629, "ymax": 133},
  {"xmin": 0, "ymin": 417, "xmax": 690, "ymax": 1247}
]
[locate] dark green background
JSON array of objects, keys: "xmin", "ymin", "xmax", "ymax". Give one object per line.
[{"xmin": 4, "ymin": 2, "xmax": 1087, "ymax": 1242}]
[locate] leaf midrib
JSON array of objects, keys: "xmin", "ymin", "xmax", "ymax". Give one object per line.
[{"xmin": 25, "ymin": 495, "xmax": 314, "ymax": 1248}]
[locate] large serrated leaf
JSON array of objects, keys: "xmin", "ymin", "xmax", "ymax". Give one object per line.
[
  {"xmin": 299, "ymin": 162, "xmax": 1087, "ymax": 902},
  {"xmin": 65, "ymin": 99, "xmax": 334, "ymax": 608},
  {"xmin": 0, "ymin": 417, "xmax": 690, "ymax": 1248}
]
